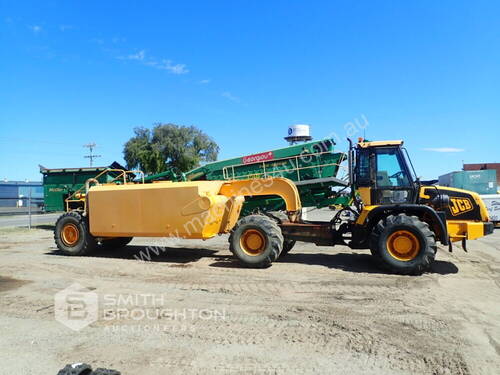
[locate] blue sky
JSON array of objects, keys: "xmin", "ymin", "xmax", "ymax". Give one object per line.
[{"xmin": 1, "ymin": 0, "xmax": 499, "ymax": 181}]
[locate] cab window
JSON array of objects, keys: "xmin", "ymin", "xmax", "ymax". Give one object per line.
[
  {"xmin": 375, "ymin": 149, "xmax": 410, "ymax": 187},
  {"xmin": 356, "ymin": 148, "xmax": 371, "ymax": 186}
]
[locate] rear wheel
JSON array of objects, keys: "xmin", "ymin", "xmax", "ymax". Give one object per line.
[
  {"xmin": 100, "ymin": 237, "xmax": 133, "ymax": 249},
  {"xmin": 54, "ymin": 211, "xmax": 97, "ymax": 256},
  {"xmin": 370, "ymin": 214, "xmax": 436, "ymax": 275},
  {"xmin": 229, "ymin": 215, "xmax": 284, "ymax": 268}
]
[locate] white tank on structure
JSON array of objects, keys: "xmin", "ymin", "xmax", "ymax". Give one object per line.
[{"xmin": 284, "ymin": 124, "xmax": 313, "ymax": 144}]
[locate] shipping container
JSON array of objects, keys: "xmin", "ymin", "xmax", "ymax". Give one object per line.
[
  {"xmin": 438, "ymin": 170, "xmax": 497, "ymax": 195},
  {"xmin": 464, "ymin": 163, "xmax": 500, "ymax": 185}
]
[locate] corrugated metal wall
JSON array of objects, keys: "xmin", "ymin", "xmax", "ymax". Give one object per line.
[{"xmin": 0, "ymin": 182, "xmax": 43, "ymax": 207}]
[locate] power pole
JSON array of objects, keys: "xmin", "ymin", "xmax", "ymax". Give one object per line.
[{"xmin": 83, "ymin": 143, "xmax": 101, "ymax": 167}]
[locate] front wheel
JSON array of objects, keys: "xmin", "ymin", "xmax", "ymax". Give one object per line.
[
  {"xmin": 229, "ymin": 215, "xmax": 284, "ymax": 268},
  {"xmin": 370, "ymin": 214, "xmax": 437, "ymax": 275},
  {"xmin": 54, "ymin": 211, "xmax": 97, "ymax": 256}
]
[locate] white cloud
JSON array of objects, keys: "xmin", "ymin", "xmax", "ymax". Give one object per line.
[
  {"xmin": 59, "ymin": 25, "xmax": 73, "ymax": 31},
  {"xmin": 222, "ymin": 91, "xmax": 240, "ymax": 103},
  {"xmin": 29, "ymin": 25, "xmax": 42, "ymax": 33},
  {"xmin": 127, "ymin": 50, "xmax": 145, "ymax": 61},
  {"xmin": 423, "ymin": 147, "xmax": 465, "ymax": 153},
  {"xmin": 157, "ymin": 59, "xmax": 189, "ymax": 74},
  {"xmin": 117, "ymin": 50, "xmax": 188, "ymax": 75},
  {"xmin": 199, "ymin": 79, "xmax": 211, "ymax": 84}
]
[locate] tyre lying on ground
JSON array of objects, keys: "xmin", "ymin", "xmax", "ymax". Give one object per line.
[{"xmin": 56, "ymin": 364, "xmax": 121, "ymax": 375}]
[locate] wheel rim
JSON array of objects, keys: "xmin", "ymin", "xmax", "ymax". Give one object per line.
[
  {"xmin": 61, "ymin": 223, "xmax": 80, "ymax": 246},
  {"xmin": 240, "ymin": 229, "xmax": 266, "ymax": 256},
  {"xmin": 386, "ymin": 230, "xmax": 420, "ymax": 261}
]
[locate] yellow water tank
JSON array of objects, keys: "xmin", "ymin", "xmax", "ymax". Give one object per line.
[{"xmin": 88, "ymin": 181, "xmax": 244, "ymax": 239}]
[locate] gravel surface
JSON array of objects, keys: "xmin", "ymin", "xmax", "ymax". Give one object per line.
[{"xmin": 0, "ymin": 216, "xmax": 499, "ymax": 374}]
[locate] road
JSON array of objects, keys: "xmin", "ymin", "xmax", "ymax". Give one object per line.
[{"xmin": 0, "ymin": 213, "xmax": 59, "ymax": 228}]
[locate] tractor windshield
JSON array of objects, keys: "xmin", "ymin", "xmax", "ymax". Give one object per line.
[
  {"xmin": 373, "ymin": 147, "xmax": 414, "ymax": 204},
  {"xmin": 375, "ymin": 149, "xmax": 411, "ymax": 187}
]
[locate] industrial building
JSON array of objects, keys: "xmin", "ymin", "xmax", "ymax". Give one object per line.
[{"xmin": 0, "ymin": 180, "xmax": 43, "ymax": 207}]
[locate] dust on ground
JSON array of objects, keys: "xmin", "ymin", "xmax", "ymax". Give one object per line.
[{"xmin": 0, "ymin": 221, "xmax": 499, "ymax": 375}]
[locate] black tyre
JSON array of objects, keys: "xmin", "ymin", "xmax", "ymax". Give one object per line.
[
  {"xmin": 370, "ymin": 214, "xmax": 437, "ymax": 275},
  {"xmin": 57, "ymin": 363, "xmax": 93, "ymax": 375},
  {"xmin": 91, "ymin": 369, "xmax": 121, "ymax": 375},
  {"xmin": 100, "ymin": 237, "xmax": 133, "ymax": 249},
  {"xmin": 54, "ymin": 211, "xmax": 97, "ymax": 256},
  {"xmin": 280, "ymin": 239, "xmax": 296, "ymax": 256},
  {"xmin": 229, "ymin": 215, "xmax": 284, "ymax": 268}
]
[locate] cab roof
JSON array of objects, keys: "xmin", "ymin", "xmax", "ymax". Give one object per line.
[{"xmin": 358, "ymin": 140, "xmax": 404, "ymax": 148}]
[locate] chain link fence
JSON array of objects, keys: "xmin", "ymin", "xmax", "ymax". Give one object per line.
[{"xmin": 0, "ymin": 196, "xmax": 45, "ymax": 229}]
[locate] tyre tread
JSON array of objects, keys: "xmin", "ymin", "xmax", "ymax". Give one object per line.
[
  {"xmin": 229, "ymin": 215, "xmax": 283, "ymax": 268},
  {"xmin": 54, "ymin": 211, "xmax": 97, "ymax": 256},
  {"xmin": 369, "ymin": 213, "xmax": 437, "ymax": 275}
]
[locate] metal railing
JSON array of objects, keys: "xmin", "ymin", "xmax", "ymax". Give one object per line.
[
  {"xmin": 222, "ymin": 151, "xmax": 348, "ymax": 182},
  {"xmin": 65, "ymin": 168, "xmax": 145, "ymax": 212}
]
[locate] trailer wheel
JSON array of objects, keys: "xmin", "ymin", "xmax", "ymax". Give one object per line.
[
  {"xmin": 280, "ymin": 239, "xmax": 296, "ymax": 256},
  {"xmin": 229, "ymin": 215, "xmax": 284, "ymax": 268},
  {"xmin": 100, "ymin": 237, "xmax": 133, "ymax": 249},
  {"xmin": 370, "ymin": 214, "xmax": 436, "ymax": 275},
  {"xmin": 54, "ymin": 211, "xmax": 97, "ymax": 256}
]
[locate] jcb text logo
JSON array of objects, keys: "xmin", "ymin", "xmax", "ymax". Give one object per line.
[{"xmin": 449, "ymin": 197, "xmax": 473, "ymax": 216}]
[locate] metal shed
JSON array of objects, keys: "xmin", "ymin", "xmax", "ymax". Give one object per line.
[{"xmin": 40, "ymin": 162, "xmax": 127, "ymax": 212}]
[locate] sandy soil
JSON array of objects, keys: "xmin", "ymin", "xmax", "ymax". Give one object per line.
[{"xmin": 0, "ymin": 220, "xmax": 499, "ymax": 375}]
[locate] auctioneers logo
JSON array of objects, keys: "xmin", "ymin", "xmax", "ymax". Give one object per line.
[
  {"xmin": 54, "ymin": 283, "xmax": 98, "ymax": 331},
  {"xmin": 54, "ymin": 283, "xmax": 227, "ymax": 333},
  {"xmin": 449, "ymin": 197, "xmax": 474, "ymax": 216}
]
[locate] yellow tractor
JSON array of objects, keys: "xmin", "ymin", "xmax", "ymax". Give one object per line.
[{"xmin": 54, "ymin": 139, "xmax": 494, "ymax": 274}]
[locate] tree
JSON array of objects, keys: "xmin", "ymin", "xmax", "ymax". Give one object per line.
[{"xmin": 123, "ymin": 123, "xmax": 219, "ymax": 174}]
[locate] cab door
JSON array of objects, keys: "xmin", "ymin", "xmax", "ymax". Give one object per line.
[{"xmin": 371, "ymin": 147, "xmax": 415, "ymax": 205}]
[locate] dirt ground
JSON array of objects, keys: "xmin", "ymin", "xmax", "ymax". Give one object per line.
[{"xmin": 0, "ymin": 217, "xmax": 499, "ymax": 375}]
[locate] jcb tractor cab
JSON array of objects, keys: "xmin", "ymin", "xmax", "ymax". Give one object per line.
[{"xmin": 279, "ymin": 138, "xmax": 494, "ymax": 274}]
